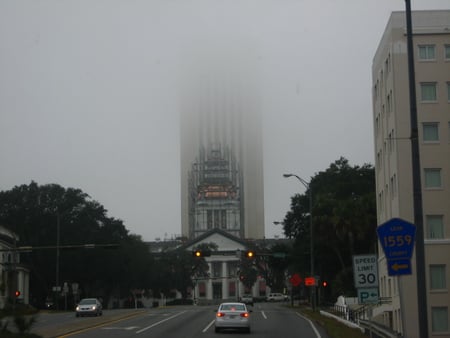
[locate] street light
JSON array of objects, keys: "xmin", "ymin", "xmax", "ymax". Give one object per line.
[{"xmin": 283, "ymin": 173, "xmax": 315, "ymax": 311}]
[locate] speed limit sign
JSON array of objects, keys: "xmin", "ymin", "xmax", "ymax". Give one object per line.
[{"xmin": 353, "ymin": 254, "xmax": 378, "ymax": 288}]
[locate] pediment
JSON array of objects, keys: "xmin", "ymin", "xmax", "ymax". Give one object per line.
[{"xmin": 185, "ymin": 229, "xmax": 247, "ymax": 252}]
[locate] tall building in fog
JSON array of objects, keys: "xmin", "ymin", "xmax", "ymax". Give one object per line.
[
  {"xmin": 372, "ymin": 10, "xmax": 450, "ymax": 337},
  {"xmin": 179, "ymin": 46, "xmax": 265, "ymax": 240}
]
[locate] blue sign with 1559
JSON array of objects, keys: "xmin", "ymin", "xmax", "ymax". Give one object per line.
[{"xmin": 377, "ymin": 218, "xmax": 416, "ymax": 261}]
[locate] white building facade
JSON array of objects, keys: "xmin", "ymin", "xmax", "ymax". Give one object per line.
[
  {"xmin": 0, "ymin": 225, "xmax": 30, "ymax": 308},
  {"xmin": 185, "ymin": 229, "xmax": 269, "ymax": 303},
  {"xmin": 372, "ymin": 10, "xmax": 450, "ymax": 337}
]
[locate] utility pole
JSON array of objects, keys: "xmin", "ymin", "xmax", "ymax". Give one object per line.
[{"xmin": 404, "ymin": 1, "xmax": 428, "ymax": 337}]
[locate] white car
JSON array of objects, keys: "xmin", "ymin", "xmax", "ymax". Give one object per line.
[
  {"xmin": 266, "ymin": 293, "xmax": 285, "ymax": 302},
  {"xmin": 215, "ymin": 302, "xmax": 251, "ymax": 333},
  {"xmin": 75, "ymin": 298, "xmax": 103, "ymax": 317},
  {"xmin": 240, "ymin": 294, "xmax": 254, "ymax": 306}
]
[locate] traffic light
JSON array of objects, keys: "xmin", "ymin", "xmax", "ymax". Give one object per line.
[
  {"xmin": 322, "ymin": 281, "xmax": 328, "ymax": 287},
  {"xmin": 192, "ymin": 250, "xmax": 211, "ymax": 257},
  {"xmin": 15, "ymin": 290, "xmax": 21, "ymax": 298},
  {"xmin": 244, "ymin": 250, "xmax": 255, "ymax": 259}
]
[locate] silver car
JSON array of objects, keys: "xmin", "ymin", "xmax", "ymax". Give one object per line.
[
  {"xmin": 75, "ymin": 298, "xmax": 103, "ymax": 317},
  {"xmin": 215, "ymin": 302, "xmax": 251, "ymax": 333},
  {"xmin": 240, "ymin": 294, "xmax": 254, "ymax": 306}
]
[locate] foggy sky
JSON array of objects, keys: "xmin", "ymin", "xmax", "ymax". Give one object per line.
[{"xmin": 1, "ymin": 0, "xmax": 449, "ymax": 241}]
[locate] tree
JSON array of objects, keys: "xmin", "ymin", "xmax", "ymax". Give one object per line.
[
  {"xmin": 282, "ymin": 158, "xmax": 377, "ymax": 299},
  {"xmin": 0, "ymin": 182, "xmax": 156, "ymax": 308}
]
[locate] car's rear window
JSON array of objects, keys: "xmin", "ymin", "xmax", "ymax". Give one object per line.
[{"xmin": 221, "ymin": 304, "xmax": 245, "ymax": 311}]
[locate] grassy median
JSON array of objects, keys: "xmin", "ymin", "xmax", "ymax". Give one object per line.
[{"xmin": 300, "ymin": 308, "xmax": 367, "ymax": 338}]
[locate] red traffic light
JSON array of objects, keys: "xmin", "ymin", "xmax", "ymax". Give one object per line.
[
  {"xmin": 15, "ymin": 290, "xmax": 21, "ymax": 297},
  {"xmin": 322, "ymin": 281, "xmax": 328, "ymax": 287}
]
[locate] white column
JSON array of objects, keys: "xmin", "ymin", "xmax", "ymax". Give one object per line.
[
  {"xmin": 206, "ymin": 263, "xmax": 213, "ymax": 300},
  {"xmin": 222, "ymin": 261, "xmax": 228, "ymax": 300}
]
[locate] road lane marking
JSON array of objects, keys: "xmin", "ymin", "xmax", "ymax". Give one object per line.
[
  {"xmin": 58, "ymin": 311, "xmax": 146, "ymax": 337},
  {"xmin": 102, "ymin": 326, "xmax": 140, "ymax": 330},
  {"xmin": 136, "ymin": 310, "xmax": 187, "ymax": 334},
  {"xmin": 202, "ymin": 319, "xmax": 215, "ymax": 332},
  {"xmin": 295, "ymin": 312, "xmax": 321, "ymax": 338},
  {"xmin": 261, "ymin": 311, "xmax": 267, "ymax": 319}
]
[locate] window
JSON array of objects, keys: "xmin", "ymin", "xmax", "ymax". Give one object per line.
[
  {"xmin": 432, "ymin": 307, "xmax": 448, "ymax": 332},
  {"xmin": 419, "ymin": 45, "xmax": 436, "ymax": 60},
  {"xmin": 430, "ymin": 265, "xmax": 446, "ymax": 290},
  {"xmin": 220, "ymin": 210, "xmax": 226, "ymax": 229},
  {"xmin": 212, "ymin": 262, "xmax": 221, "ymax": 278},
  {"xmin": 446, "ymin": 45, "xmax": 450, "ymax": 60},
  {"xmin": 426, "ymin": 215, "xmax": 444, "ymax": 239},
  {"xmin": 424, "ymin": 168, "xmax": 442, "ymax": 188},
  {"xmin": 423, "ymin": 123, "xmax": 439, "ymax": 142},
  {"xmin": 198, "ymin": 282, "xmax": 206, "ymax": 297},
  {"xmin": 447, "ymin": 82, "xmax": 450, "ymax": 101},
  {"xmin": 207, "ymin": 210, "xmax": 213, "ymax": 229},
  {"xmin": 421, "ymin": 83, "xmax": 437, "ymax": 102}
]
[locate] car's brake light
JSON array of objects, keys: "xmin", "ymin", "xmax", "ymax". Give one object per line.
[
  {"xmin": 240, "ymin": 312, "xmax": 249, "ymax": 318},
  {"xmin": 216, "ymin": 312, "xmax": 225, "ymax": 317}
]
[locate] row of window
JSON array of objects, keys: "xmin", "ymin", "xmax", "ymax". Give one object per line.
[
  {"xmin": 374, "ymin": 44, "xmax": 450, "ymax": 101},
  {"xmin": 380, "ymin": 267, "xmax": 449, "ymax": 333},
  {"xmin": 373, "ymin": 81, "xmax": 450, "ymax": 142},
  {"xmin": 419, "ymin": 44, "xmax": 450, "ymax": 61},
  {"xmin": 430, "ymin": 265, "xmax": 448, "ymax": 332},
  {"xmin": 375, "ymin": 122, "xmax": 450, "ymax": 175},
  {"xmin": 420, "ymin": 82, "xmax": 450, "ymax": 102},
  {"xmin": 377, "ymin": 167, "xmax": 447, "ymax": 228}
]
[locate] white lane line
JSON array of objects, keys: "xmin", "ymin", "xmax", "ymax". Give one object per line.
[
  {"xmin": 136, "ymin": 310, "xmax": 187, "ymax": 334},
  {"xmin": 203, "ymin": 319, "xmax": 215, "ymax": 333},
  {"xmin": 261, "ymin": 311, "xmax": 267, "ymax": 319},
  {"xmin": 295, "ymin": 312, "xmax": 322, "ymax": 338}
]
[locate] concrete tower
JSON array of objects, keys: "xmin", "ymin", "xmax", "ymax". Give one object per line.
[{"xmin": 179, "ymin": 44, "xmax": 265, "ymax": 240}]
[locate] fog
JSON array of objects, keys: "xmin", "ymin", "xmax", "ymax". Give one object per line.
[{"xmin": 1, "ymin": 0, "xmax": 449, "ymax": 241}]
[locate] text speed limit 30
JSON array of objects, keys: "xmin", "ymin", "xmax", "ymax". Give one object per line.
[{"xmin": 353, "ymin": 254, "xmax": 378, "ymax": 288}]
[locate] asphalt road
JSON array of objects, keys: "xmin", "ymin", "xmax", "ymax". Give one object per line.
[{"xmin": 30, "ymin": 303, "xmax": 330, "ymax": 338}]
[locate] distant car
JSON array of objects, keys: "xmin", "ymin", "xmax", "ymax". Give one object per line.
[
  {"xmin": 75, "ymin": 298, "xmax": 103, "ymax": 317},
  {"xmin": 240, "ymin": 294, "xmax": 254, "ymax": 306},
  {"xmin": 266, "ymin": 293, "xmax": 285, "ymax": 302},
  {"xmin": 215, "ymin": 302, "xmax": 251, "ymax": 333}
]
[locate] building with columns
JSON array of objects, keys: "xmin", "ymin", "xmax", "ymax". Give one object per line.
[
  {"xmin": 0, "ymin": 225, "xmax": 30, "ymax": 308},
  {"xmin": 183, "ymin": 229, "xmax": 268, "ymax": 303}
]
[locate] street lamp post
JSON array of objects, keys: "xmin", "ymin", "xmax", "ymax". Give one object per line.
[
  {"xmin": 283, "ymin": 173, "xmax": 315, "ymax": 311},
  {"xmin": 55, "ymin": 211, "xmax": 61, "ymax": 311}
]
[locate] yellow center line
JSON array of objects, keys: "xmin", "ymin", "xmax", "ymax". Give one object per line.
[{"xmin": 58, "ymin": 311, "xmax": 146, "ymax": 337}]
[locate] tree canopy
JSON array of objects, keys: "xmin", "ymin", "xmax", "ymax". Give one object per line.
[
  {"xmin": 282, "ymin": 157, "xmax": 377, "ymax": 300},
  {"xmin": 0, "ymin": 182, "xmax": 162, "ymax": 308}
]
